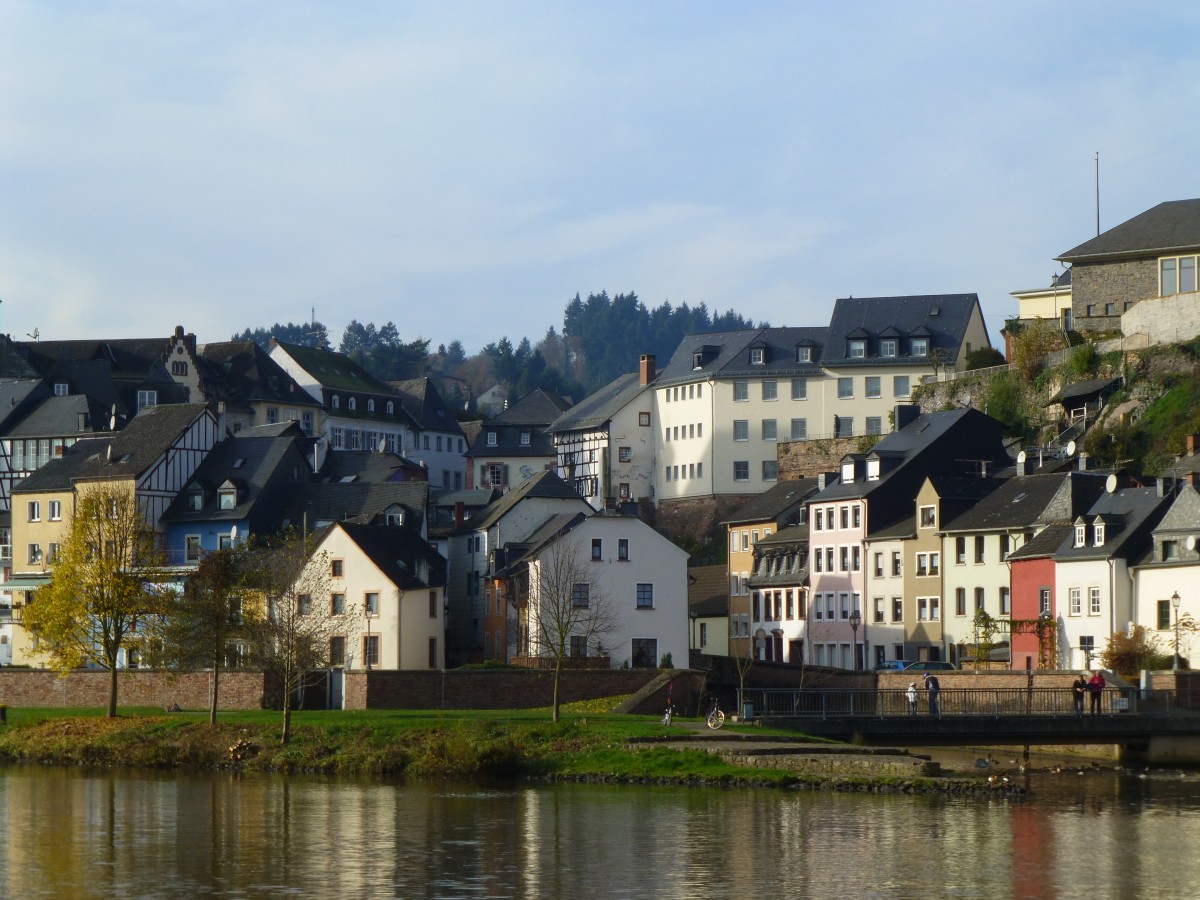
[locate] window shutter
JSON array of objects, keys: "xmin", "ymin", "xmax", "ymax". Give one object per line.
[{"xmin": 502, "ymin": 464, "xmax": 509, "ymax": 486}]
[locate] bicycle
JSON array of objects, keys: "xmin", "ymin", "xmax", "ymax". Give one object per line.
[
  {"xmin": 661, "ymin": 703, "xmax": 675, "ymax": 726},
  {"xmin": 705, "ymin": 697, "xmax": 725, "ymax": 729}
]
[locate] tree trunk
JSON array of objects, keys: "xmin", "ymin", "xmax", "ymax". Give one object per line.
[
  {"xmin": 107, "ymin": 663, "xmax": 119, "ymax": 719},
  {"xmin": 209, "ymin": 651, "xmax": 220, "ymax": 726},
  {"xmin": 552, "ymin": 658, "xmax": 562, "ymax": 723},
  {"xmin": 281, "ymin": 691, "xmax": 292, "ymax": 744}
]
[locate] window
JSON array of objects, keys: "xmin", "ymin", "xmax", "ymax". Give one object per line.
[
  {"xmin": 331, "ymin": 395, "xmax": 340, "ymax": 410},
  {"xmin": 789, "ymin": 418, "xmax": 807, "ymax": 440},
  {"xmin": 866, "ymin": 417, "xmax": 882, "ymax": 435},
  {"xmin": 796, "ymin": 345, "xmax": 812, "ymax": 363},
  {"xmin": 631, "ymin": 638, "xmax": 658, "ymax": 668},
  {"xmin": 975, "ymin": 587, "xmax": 985, "ymax": 611},
  {"xmin": 1161, "ymin": 255, "xmax": 1199, "ymax": 295},
  {"xmin": 891, "ymin": 552, "xmax": 902, "ymax": 576},
  {"xmin": 636, "ymin": 583, "xmax": 654, "ymax": 609},
  {"xmin": 329, "ymin": 636, "xmax": 345, "ymax": 667},
  {"xmin": 54, "ymin": 381, "xmax": 70, "ymax": 396},
  {"xmin": 750, "ymin": 347, "xmax": 765, "ymax": 365},
  {"xmin": 930, "ymin": 597, "xmax": 940, "ymax": 620},
  {"xmin": 733, "ymin": 420, "xmax": 749, "ymax": 441},
  {"xmin": 639, "ymin": 411, "xmax": 651, "ymax": 426},
  {"xmin": 365, "ymin": 592, "xmax": 379, "ymax": 615},
  {"xmin": 733, "ymin": 461, "xmax": 749, "ymax": 481},
  {"xmin": 1158, "ymin": 599, "xmax": 1173, "ymax": 630},
  {"xmin": 761, "ymin": 419, "xmax": 777, "ymax": 441},
  {"xmin": 1000, "ymin": 587, "xmax": 1011, "ymax": 616},
  {"xmin": 1163, "ymin": 540, "xmax": 1179, "ymax": 561},
  {"xmin": 572, "ymin": 583, "xmax": 590, "ymax": 608},
  {"xmin": 919, "ymin": 505, "xmax": 936, "ymax": 528},
  {"xmin": 892, "ymin": 597, "xmax": 903, "ymax": 622},
  {"xmin": 1039, "ymin": 588, "xmax": 1051, "ymax": 615},
  {"xmin": 731, "ymin": 572, "xmax": 741, "ymax": 594},
  {"xmin": 910, "ymin": 338, "xmax": 928, "ymax": 357},
  {"xmin": 956, "ymin": 587, "xmax": 966, "ymax": 616},
  {"xmin": 185, "ymin": 535, "xmax": 202, "ymax": 562},
  {"xmin": 1069, "ymin": 587, "xmax": 1081, "ymax": 616},
  {"xmin": 47, "ymin": 543, "xmax": 61, "ymax": 565},
  {"xmin": 363, "ymin": 635, "xmax": 380, "ymax": 668},
  {"xmin": 848, "ymin": 339, "xmax": 866, "ymax": 358},
  {"xmin": 918, "ymin": 598, "xmax": 928, "ymax": 621},
  {"xmin": 955, "ymin": 537, "xmax": 966, "ymax": 564},
  {"xmin": 733, "ymin": 381, "xmax": 749, "ymax": 401},
  {"xmin": 591, "ymin": 538, "xmax": 602, "ymax": 560},
  {"xmin": 618, "ymin": 539, "xmax": 629, "ymax": 561},
  {"xmin": 840, "ymin": 546, "xmax": 850, "ymax": 572},
  {"xmin": 48, "ymin": 500, "xmax": 62, "ymax": 521},
  {"xmin": 331, "ymin": 593, "xmax": 345, "ymax": 615},
  {"xmin": 1093, "ymin": 523, "xmax": 1105, "ymax": 546},
  {"xmin": 486, "ymin": 431, "xmax": 498, "ymax": 446},
  {"xmin": 618, "ymin": 446, "xmax": 632, "ymax": 463},
  {"xmin": 27, "ymin": 501, "xmax": 40, "ymax": 522},
  {"xmin": 975, "ymin": 535, "xmax": 985, "ymax": 563},
  {"xmin": 266, "ymin": 407, "xmax": 279, "ymax": 425},
  {"xmin": 837, "ymin": 377, "xmax": 853, "ymax": 399},
  {"xmin": 873, "ymin": 552, "xmax": 883, "ymax": 577},
  {"xmin": 1089, "ymin": 586, "xmax": 1101, "ymax": 615},
  {"xmin": 219, "ymin": 488, "xmax": 237, "ymax": 510},
  {"xmin": 137, "ymin": 389, "xmax": 157, "ymax": 411},
  {"xmin": 1074, "ymin": 524, "xmax": 1086, "ymax": 547},
  {"xmin": 762, "ymin": 460, "xmax": 778, "ymax": 481},
  {"xmin": 893, "ymin": 375, "xmax": 910, "ymax": 397},
  {"xmin": 520, "ymin": 431, "xmax": 531, "ymax": 446},
  {"xmin": 487, "ymin": 463, "xmax": 505, "ymax": 487},
  {"xmin": 570, "ymin": 635, "xmax": 589, "ymax": 658},
  {"xmin": 742, "ymin": 531, "xmax": 750, "ymax": 551},
  {"xmin": 331, "ymin": 559, "xmax": 344, "ymax": 578},
  {"xmin": 296, "ymin": 594, "xmax": 312, "ymax": 616},
  {"xmin": 916, "ymin": 552, "xmax": 939, "ymax": 576},
  {"xmin": 880, "ymin": 339, "xmax": 897, "ymax": 357},
  {"xmin": 865, "ymin": 376, "xmax": 881, "ymax": 398},
  {"xmin": 835, "ymin": 417, "xmax": 853, "ymax": 438},
  {"xmin": 762, "ymin": 381, "xmax": 778, "ymax": 401},
  {"xmin": 186, "ymin": 491, "xmax": 203, "ymax": 511}
]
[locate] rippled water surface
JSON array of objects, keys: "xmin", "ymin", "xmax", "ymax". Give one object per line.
[{"xmin": 2, "ymin": 765, "xmax": 1199, "ymax": 899}]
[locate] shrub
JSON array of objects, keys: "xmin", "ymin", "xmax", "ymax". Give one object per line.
[
  {"xmin": 1101, "ymin": 626, "xmax": 1172, "ymax": 678},
  {"xmin": 965, "ymin": 346, "xmax": 1006, "ymax": 370}
]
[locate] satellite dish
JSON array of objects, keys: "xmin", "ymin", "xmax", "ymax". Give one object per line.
[
  {"xmin": 1105, "ymin": 473, "xmax": 1118, "ymax": 494},
  {"xmin": 110, "ymin": 404, "xmax": 119, "ymax": 430},
  {"xmin": 230, "ymin": 525, "xmax": 239, "ymax": 542},
  {"xmin": 1187, "ymin": 535, "xmax": 1197, "ymax": 552},
  {"xmin": 1017, "ymin": 450, "xmax": 1026, "ymax": 465},
  {"xmin": 1065, "ymin": 440, "xmax": 1076, "ymax": 457}
]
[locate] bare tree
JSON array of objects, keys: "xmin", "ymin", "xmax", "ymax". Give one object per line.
[
  {"xmin": 245, "ymin": 531, "xmax": 342, "ymax": 744},
  {"xmin": 23, "ymin": 483, "xmax": 166, "ymax": 718},
  {"xmin": 526, "ymin": 536, "xmax": 618, "ymax": 722}
]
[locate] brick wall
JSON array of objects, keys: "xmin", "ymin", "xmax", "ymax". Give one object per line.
[
  {"xmin": 0, "ymin": 669, "xmax": 269, "ymax": 710},
  {"xmin": 343, "ymin": 669, "xmax": 663, "ymax": 710},
  {"xmin": 1072, "ymin": 259, "xmax": 1158, "ymax": 333}
]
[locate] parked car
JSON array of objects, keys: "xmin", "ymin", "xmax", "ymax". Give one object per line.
[
  {"xmin": 904, "ymin": 661, "xmax": 957, "ymax": 671},
  {"xmin": 873, "ymin": 660, "xmax": 912, "ymax": 671}
]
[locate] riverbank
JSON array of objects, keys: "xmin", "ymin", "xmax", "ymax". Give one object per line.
[{"xmin": 0, "ymin": 708, "xmax": 1022, "ymax": 796}]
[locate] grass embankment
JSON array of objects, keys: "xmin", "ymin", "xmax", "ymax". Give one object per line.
[{"xmin": 0, "ymin": 703, "xmax": 794, "ymax": 784}]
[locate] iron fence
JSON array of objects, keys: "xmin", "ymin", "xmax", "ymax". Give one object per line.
[{"xmin": 736, "ymin": 687, "xmax": 1189, "ymax": 719}]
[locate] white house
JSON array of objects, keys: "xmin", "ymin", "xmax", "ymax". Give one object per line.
[{"xmin": 1130, "ymin": 484, "xmax": 1200, "ymax": 665}]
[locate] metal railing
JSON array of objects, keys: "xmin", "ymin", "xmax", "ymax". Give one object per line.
[{"xmin": 737, "ymin": 688, "xmax": 1191, "ymax": 719}]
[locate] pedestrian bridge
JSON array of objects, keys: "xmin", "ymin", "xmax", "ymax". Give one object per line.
[{"xmin": 737, "ymin": 688, "xmax": 1200, "ymax": 764}]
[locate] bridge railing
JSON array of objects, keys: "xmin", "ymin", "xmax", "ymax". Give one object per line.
[{"xmin": 738, "ymin": 688, "xmax": 1186, "ymax": 719}]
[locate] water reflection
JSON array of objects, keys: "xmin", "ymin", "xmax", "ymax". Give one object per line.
[{"xmin": 1, "ymin": 766, "xmax": 1199, "ymax": 898}]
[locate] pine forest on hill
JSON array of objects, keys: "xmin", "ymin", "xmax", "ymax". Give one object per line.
[{"xmin": 233, "ymin": 290, "xmax": 763, "ymax": 409}]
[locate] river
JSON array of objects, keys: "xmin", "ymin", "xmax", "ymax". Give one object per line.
[{"xmin": 1, "ymin": 763, "xmax": 1198, "ymax": 899}]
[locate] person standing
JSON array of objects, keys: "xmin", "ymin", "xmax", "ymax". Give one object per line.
[
  {"xmin": 1088, "ymin": 670, "xmax": 1105, "ymax": 715},
  {"xmin": 1072, "ymin": 674, "xmax": 1087, "ymax": 717},
  {"xmin": 906, "ymin": 682, "xmax": 918, "ymax": 715},
  {"xmin": 924, "ymin": 672, "xmax": 941, "ymax": 717}
]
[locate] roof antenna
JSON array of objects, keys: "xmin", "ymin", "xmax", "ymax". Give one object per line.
[
  {"xmin": 1094, "ymin": 151, "xmax": 1100, "ymax": 236},
  {"xmin": 27, "ymin": 327, "xmax": 39, "ymax": 341}
]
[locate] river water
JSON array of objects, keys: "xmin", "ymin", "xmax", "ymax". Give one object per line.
[{"xmin": 1, "ymin": 764, "xmax": 1198, "ymax": 899}]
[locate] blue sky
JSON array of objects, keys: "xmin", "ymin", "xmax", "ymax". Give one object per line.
[{"xmin": 3, "ymin": 2, "xmax": 1199, "ymax": 355}]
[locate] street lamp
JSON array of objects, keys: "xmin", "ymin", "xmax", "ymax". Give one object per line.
[
  {"xmin": 849, "ymin": 608, "xmax": 862, "ymax": 671},
  {"xmin": 690, "ymin": 610, "xmax": 698, "ymax": 652},
  {"xmin": 1172, "ymin": 591, "xmax": 1182, "ymax": 671}
]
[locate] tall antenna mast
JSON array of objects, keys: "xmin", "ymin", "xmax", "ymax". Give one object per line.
[{"xmin": 1095, "ymin": 151, "xmax": 1100, "ymax": 236}]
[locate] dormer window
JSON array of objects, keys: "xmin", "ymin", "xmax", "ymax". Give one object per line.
[
  {"xmin": 367, "ymin": 399, "xmax": 375, "ymax": 413},
  {"xmin": 911, "ymin": 338, "xmax": 929, "ymax": 357},
  {"xmin": 848, "ymin": 340, "xmax": 866, "ymax": 359},
  {"xmin": 348, "ymin": 397, "xmax": 357, "ymax": 411},
  {"xmin": 867, "ymin": 458, "xmax": 880, "ymax": 481},
  {"xmin": 54, "ymin": 382, "xmax": 69, "ymax": 396},
  {"xmin": 1093, "ymin": 519, "xmax": 1105, "ymax": 547},
  {"xmin": 487, "ymin": 431, "xmax": 498, "ymax": 446},
  {"xmin": 186, "ymin": 491, "xmax": 203, "ymax": 511},
  {"xmin": 692, "ymin": 351, "xmax": 704, "ymax": 369},
  {"xmin": 331, "ymin": 395, "xmax": 340, "ymax": 410},
  {"xmin": 386, "ymin": 401, "xmax": 394, "ymax": 415},
  {"xmin": 386, "ymin": 510, "xmax": 404, "ymax": 526},
  {"xmin": 796, "ymin": 345, "xmax": 812, "ymax": 363},
  {"xmin": 520, "ymin": 431, "xmax": 531, "ymax": 446},
  {"xmin": 880, "ymin": 339, "xmax": 897, "ymax": 357},
  {"xmin": 1074, "ymin": 521, "xmax": 1086, "ymax": 548},
  {"xmin": 841, "ymin": 460, "xmax": 856, "ymax": 483},
  {"xmin": 219, "ymin": 487, "xmax": 237, "ymax": 510},
  {"xmin": 750, "ymin": 347, "xmax": 765, "ymax": 365}
]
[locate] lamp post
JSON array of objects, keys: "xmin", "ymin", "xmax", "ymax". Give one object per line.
[
  {"xmin": 849, "ymin": 609, "xmax": 862, "ymax": 671},
  {"xmin": 1172, "ymin": 591, "xmax": 1182, "ymax": 671},
  {"xmin": 690, "ymin": 610, "xmax": 698, "ymax": 652}
]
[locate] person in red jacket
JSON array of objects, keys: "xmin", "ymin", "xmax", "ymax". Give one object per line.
[{"xmin": 1087, "ymin": 670, "xmax": 1106, "ymax": 715}]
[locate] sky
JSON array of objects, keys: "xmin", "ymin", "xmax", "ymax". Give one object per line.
[{"xmin": 3, "ymin": 2, "xmax": 1200, "ymax": 356}]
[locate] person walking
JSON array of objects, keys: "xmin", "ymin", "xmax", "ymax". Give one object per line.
[
  {"xmin": 1072, "ymin": 674, "xmax": 1087, "ymax": 717},
  {"xmin": 906, "ymin": 682, "xmax": 918, "ymax": 715},
  {"xmin": 924, "ymin": 672, "xmax": 941, "ymax": 717},
  {"xmin": 1088, "ymin": 670, "xmax": 1106, "ymax": 715}
]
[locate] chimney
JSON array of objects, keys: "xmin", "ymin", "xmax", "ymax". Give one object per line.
[
  {"xmin": 1077, "ymin": 452, "xmax": 1089, "ymax": 472},
  {"xmin": 454, "ymin": 501, "xmax": 465, "ymax": 529},
  {"xmin": 1187, "ymin": 472, "xmax": 1198, "ymax": 488},
  {"xmin": 639, "ymin": 354, "xmax": 656, "ymax": 386},
  {"xmin": 217, "ymin": 401, "xmax": 227, "ymax": 437},
  {"xmin": 980, "ymin": 460, "xmax": 989, "ymax": 478},
  {"xmin": 894, "ymin": 404, "xmax": 920, "ymax": 431},
  {"xmin": 817, "ymin": 473, "xmax": 827, "ymax": 491},
  {"xmin": 1189, "ymin": 433, "xmax": 1199, "ymax": 457}
]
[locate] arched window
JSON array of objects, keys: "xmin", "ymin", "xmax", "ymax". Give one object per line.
[
  {"xmin": 367, "ymin": 399, "xmax": 375, "ymax": 413},
  {"xmin": 348, "ymin": 397, "xmax": 357, "ymax": 411},
  {"xmin": 331, "ymin": 395, "xmax": 340, "ymax": 410}
]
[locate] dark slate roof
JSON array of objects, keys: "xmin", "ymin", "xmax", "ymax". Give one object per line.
[
  {"xmin": 867, "ymin": 517, "xmax": 916, "ymax": 540},
  {"xmin": 1052, "ymin": 487, "xmax": 1171, "ymax": 562},
  {"xmin": 335, "ymin": 521, "xmax": 447, "ymax": 590},
  {"xmin": 1007, "ymin": 523, "xmax": 1075, "ymax": 561},
  {"xmin": 1048, "ymin": 377, "xmax": 1121, "ymax": 406},
  {"xmin": 198, "ymin": 341, "xmax": 318, "ymax": 410},
  {"xmin": 549, "ymin": 372, "xmax": 650, "ymax": 434},
  {"xmin": 0, "ymin": 380, "xmax": 53, "ymax": 431},
  {"xmin": 0, "ymin": 337, "xmax": 42, "ymax": 378},
  {"xmin": 722, "ymin": 478, "xmax": 823, "ymax": 526},
  {"xmin": 273, "ymin": 341, "xmax": 400, "ymax": 395},
  {"xmin": 163, "ymin": 434, "xmax": 308, "ymax": 525},
  {"xmin": 1058, "ymin": 199, "xmax": 1200, "ymax": 262},
  {"xmin": 492, "ymin": 389, "xmax": 573, "ymax": 425},
  {"xmin": 757, "ymin": 523, "xmax": 809, "ymax": 546},
  {"xmin": 427, "ymin": 488, "xmax": 500, "ymax": 536},
  {"xmin": 495, "ymin": 512, "xmax": 590, "ymax": 573},
  {"xmin": 926, "ymin": 474, "xmax": 999, "ymax": 503},
  {"xmin": 299, "ymin": 480, "xmax": 429, "ymax": 530},
  {"xmin": 655, "ymin": 326, "xmax": 828, "ymax": 387},
  {"xmin": 5, "ymin": 394, "xmax": 100, "ymax": 439},
  {"xmin": 14, "ymin": 403, "xmax": 211, "ymax": 492},
  {"xmin": 466, "ymin": 470, "xmax": 587, "ymax": 533},
  {"xmin": 315, "ymin": 450, "xmax": 428, "ymax": 484},
  {"xmin": 822, "ymin": 294, "xmax": 983, "ymax": 367},
  {"xmin": 941, "ymin": 473, "xmax": 1086, "ymax": 533},
  {"xmin": 688, "ymin": 564, "xmax": 729, "ymax": 617},
  {"xmin": 388, "ymin": 377, "xmax": 465, "ymax": 437}
]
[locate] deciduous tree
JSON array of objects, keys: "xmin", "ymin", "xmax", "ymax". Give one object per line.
[{"xmin": 23, "ymin": 484, "xmax": 167, "ymax": 718}]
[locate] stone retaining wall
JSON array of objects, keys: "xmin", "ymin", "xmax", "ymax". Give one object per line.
[{"xmin": 0, "ymin": 669, "xmax": 269, "ymax": 710}]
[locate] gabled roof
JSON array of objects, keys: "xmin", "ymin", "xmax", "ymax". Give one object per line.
[
  {"xmin": 388, "ymin": 377, "xmax": 465, "ymax": 437},
  {"xmin": 1048, "ymin": 377, "xmax": 1121, "ymax": 406},
  {"xmin": 1058, "ymin": 199, "xmax": 1200, "ymax": 263},
  {"xmin": 655, "ymin": 326, "xmax": 828, "ymax": 386},
  {"xmin": 299, "ymin": 480, "xmax": 429, "ymax": 530},
  {"xmin": 1050, "ymin": 486, "xmax": 1171, "ymax": 562},
  {"xmin": 466, "ymin": 470, "xmax": 587, "ymax": 533},
  {"xmin": 272, "ymin": 341, "xmax": 400, "ymax": 396},
  {"xmin": 332, "ymin": 521, "xmax": 447, "ymax": 589},
  {"xmin": 549, "ymin": 372, "xmax": 651, "ymax": 434},
  {"xmin": 492, "ymin": 389, "xmax": 573, "ymax": 425},
  {"xmin": 822, "ymin": 294, "xmax": 984, "ymax": 367},
  {"xmin": 0, "ymin": 379, "xmax": 45, "ymax": 431},
  {"xmin": 4, "ymin": 393, "xmax": 101, "ymax": 440},
  {"xmin": 198, "ymin": 341, "xmax": 318, "ymax": 409},
  {"xmin": 15, "ymin": 403, "xmax": 212, "ymax": 492},
  {"xmin": 688, "ymin": 564, "xmax": 729, "ymax": 617},
  {"xmin": 163, "ymin": 433, "xmax": 308, "ymax": 524},
  {"xmin": 315, "ymin": 449, "xmax": 427, "ymax": 484},
  {"xmin": 940, "ymin": 472, "xmax": 1106, "ymax": 533},
  {"xmin": 723, "ymin": 478, "xmax": 823, "ymax": 526},
  {"xmin": 1007, "ymin": 523, "xmax": 1075, "ymax": 562}
]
